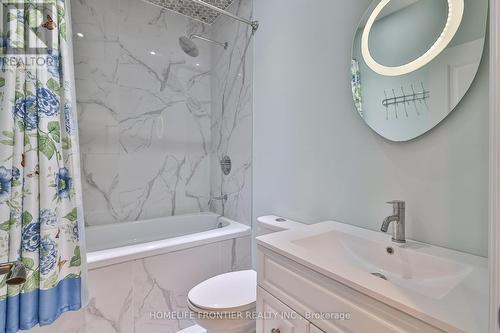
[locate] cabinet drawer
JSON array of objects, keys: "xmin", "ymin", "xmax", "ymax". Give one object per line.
[
  {"xmin": 257, "ymin": 246, "xmax": 445, "ymax": 333},
  {"xmin": 257, "ymin": 287, "xmax": 310, "ymax": 333}
]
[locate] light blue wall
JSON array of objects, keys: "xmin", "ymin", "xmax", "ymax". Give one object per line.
[{"xmin": 253, "ymin": 0, "xmax": 489, "ymax": 256}]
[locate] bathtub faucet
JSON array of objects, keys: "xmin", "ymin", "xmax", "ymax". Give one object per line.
[
  {"xmin": 209, "ymin": 194, "xmax": 228, "ymax": 216},
  {"xmin": 208, "ymin": 194, "xmax": 228, "ymax": 206}
]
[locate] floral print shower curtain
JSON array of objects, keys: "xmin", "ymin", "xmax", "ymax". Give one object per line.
[
  {"xmin": 0, "ymin": 0, "xmax": 86, "ymax": 332},
  {"xmin": 351, "ymin": 59, "xmax": 363, "ymax": 117}
]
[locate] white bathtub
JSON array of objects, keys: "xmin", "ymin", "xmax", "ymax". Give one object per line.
[{"xmin": 86, "ymin": 212, "xmax": 251, "ymax": 269}]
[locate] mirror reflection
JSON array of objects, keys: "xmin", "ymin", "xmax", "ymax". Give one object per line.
[{"xmin": 351, "ymin": 0, "xmax": 487, "ymax": 142}]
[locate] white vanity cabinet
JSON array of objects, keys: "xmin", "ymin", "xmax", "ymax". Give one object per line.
[
  {"xmin": 256, "ymin": 245, "xmax": 446, "ymax": 333},
  {"xmin": 257, "ymin": 287, "xmax": 310, "ymax": 333}
]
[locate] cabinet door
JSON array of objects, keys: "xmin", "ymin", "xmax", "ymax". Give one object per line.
[
  {"xmin": 257, "ymin": 287, "xmax": 309, "ymax": 333},
  {"xmin": 309, "ymin": 325, "xmax": 325, "ymax": 333}
]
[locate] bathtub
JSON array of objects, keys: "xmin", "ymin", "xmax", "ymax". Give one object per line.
[{"xmin": 86, "ymin": 212, "xmax": 251, "ymax": 269}]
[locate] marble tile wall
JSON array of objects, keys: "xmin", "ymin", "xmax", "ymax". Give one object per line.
[
  {"xmin": 30, "ymin": 236, "xmax": 252, "ymax": 333},
  {"xmin": 209, "ymin": 0, "xmax": 254, "ymax": 226},
  {"xmin": 73, "ymin": 0, "xmax": 254, "ymax": 227},
  {"xmin": 72, "ymin": 0, "xmax": 215, "ymax": 226}
]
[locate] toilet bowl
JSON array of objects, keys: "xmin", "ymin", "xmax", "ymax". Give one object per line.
[
  {"xmin": 187, "ymin": 216, "xmax": 304, "ymax": 333},
  {"xmin": 188, "ymin": 270, "xmax": 257, "ymax": 333}
]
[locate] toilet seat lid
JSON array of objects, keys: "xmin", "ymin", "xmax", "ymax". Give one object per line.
[{"xmin": 188, "ymin": 270, "xmax": 256, "ymax": 311}]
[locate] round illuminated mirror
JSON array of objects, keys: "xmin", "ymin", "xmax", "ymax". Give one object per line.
[{"xmin": 351, "ymin": 0, "xmax": 487, "ymax": 142}]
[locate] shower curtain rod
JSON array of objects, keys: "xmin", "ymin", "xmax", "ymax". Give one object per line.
[{"xmin": 189, "ymin": 0, "xmax": 259, "ymax": 31}]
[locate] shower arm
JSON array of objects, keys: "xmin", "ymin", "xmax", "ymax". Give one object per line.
[
  {"xmin": 190, "ymin": 0, "xmax": 259, "ymax": 32},
  {"xmin": 190, "ymin": 34, "xmax": 228, "ymax": 49}
]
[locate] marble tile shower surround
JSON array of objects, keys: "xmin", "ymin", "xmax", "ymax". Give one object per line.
[
  {"xmin": 30, "ymin": 237, "xmax": 252, "ymax": 333},
  {"xmin": 72, "ymin": 0, "xmax": 230, "ymax": 226},
  {"xmin": 209, "ymin": 0, "xmax": 254, "ymax": 226}
]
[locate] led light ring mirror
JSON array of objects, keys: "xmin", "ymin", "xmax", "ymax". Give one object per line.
[{"xmin": 361, "ymin": 0, "xmax": 464, "ymax": 77}]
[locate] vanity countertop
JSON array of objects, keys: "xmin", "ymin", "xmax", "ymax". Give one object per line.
[{"xmin": 256, "ymin": 221, "xmax": 488, "ymax": 333}]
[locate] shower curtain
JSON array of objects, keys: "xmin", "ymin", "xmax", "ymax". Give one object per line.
[
  {"xmin": 351, "ymin": 59, "xmax": 363, "ymax": 117},
  {"xmin": 0, "ymin": 0, "xmax": 87, "ymax": 332}
]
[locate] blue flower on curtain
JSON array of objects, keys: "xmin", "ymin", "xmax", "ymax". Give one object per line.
[
  {"xmin": 0, "ymin": 167, "xmax": 11, "ymax": 203},
  {"xmin": 22, "ymin": 223, "xmax": 40, "ymax": 252},
  {"xmin": 46, "ymin": 49, "xmax": 60, "ymax": 77},
  {"xmin": 15, "ymin": 12, "xmax": 24, "ymax": 23},
  {"xmin": 55, "ymin": 168, "xmax": 73, "ymax": 199},
  {"xmin": 11, "ymin": 167, "xmax": 20, "ymax": 181},
  {"xmin": 71, "ymin": 224, "xmax": 79, "ymax": 242},
  {"xmin": 37, "ymin": 88, "xmax": 60, "ymax": 116},
  {"xmin": 0, "ymin": 35, "xmax": 7, "ymax": 49},
  {"xmin": 39, "ymin": 209, "xmax": 57, "ymax": 227},
  {"xmin": 14, "ymin": 96, "xmax": 38, "ymax": 131},
  {"xmin": 64, "ymin": 103, "xmax": 73, "ymax": 134},
  {"xmin": 40, "ymin": 238, "xmax": 58, "ymax": 275},
  {"xmin": 0, "ymin": 35, "xmax": 8, "ymax": 69}
]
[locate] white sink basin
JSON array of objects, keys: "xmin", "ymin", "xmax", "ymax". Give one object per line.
[
  {"xmin": 256, "ymin": 220, "xmax": 488, "ymax": 333},
  {"xmin": 292, "ymin": 230, "xmax": 472, "ymax": 299}
]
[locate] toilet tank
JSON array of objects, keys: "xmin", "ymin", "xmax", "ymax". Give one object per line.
[
  {"xmin": 256, "ymin": 215, "xmax": 306, "ymax": 236},
  {"xmin": 252, "ymin": 216, "xmax": 305, "ymax": 268}
]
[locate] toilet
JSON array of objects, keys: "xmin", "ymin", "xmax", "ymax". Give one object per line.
[
  {"xmin": 187, "ymin": 216, "xmax": 305, "ymax": 333},
  {"xmin": 188, "ymin": 270, "xmax": 257, "ymax": 333}
]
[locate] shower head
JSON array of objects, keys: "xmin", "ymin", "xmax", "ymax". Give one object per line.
[
  {"xmin": 144, "ymin": 0, "xmax": 259, "ymax": 32},
  {"xmin": 179, "ymin": 34, "xmax": 228, "ymax": 57},
  {"xmin": 179, "ymin": 36, "xmax": 200, "ymax": 57}
]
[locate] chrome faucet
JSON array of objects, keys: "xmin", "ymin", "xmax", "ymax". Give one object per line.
[
  {"xmin": 208, "ymin": 194, "xmax": 228, "ymax": 216},
  {"xmin": 381, "ymin": 201, "xmax": 406, "ymax": 243},
  {"xmin": 208, "ymin": 194, "xmax": 228, "ymax": 206}
]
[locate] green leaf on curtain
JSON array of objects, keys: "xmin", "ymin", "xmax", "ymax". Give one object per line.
[
  {"xmin": 0, "ymin": 276, "xmax": 6, "ymax": 289},
  {"xmin": 64, "ymin": 208, "xmax": 77, "ymax": 222},
  {"xmin": 47, "ymin": 78, "xmax": 60, "ymax": 94},
  {"xmin": 22, "ymin": 257, "xmax": 34, "ymax": 270},
  {"xmin": 22, "ymin": 271, "xmax": 40, "ymax": 293},
  {"xmin": 43, "ymin": 273, "xmax": 58, "ymax": 289},
  {"xmin": 65, "ymin": 273, "xmax": 80, "ymax": 279},
  {"xmin": 69, "ymin": 246, "xmax": 81, "ymax": 267},
  {"xmin": 21, "ymin": 211, "xmax": 33, "ymax": 227},
  {"xmin": 59, "ymin": 23, "xmax": 67, "ymax": 40},
  {"xmin": 17, "ymin": 121, "xmax": 25, "ymax": 132},
  {"xmin": 57, "ymin": 4, "xmax": 66, "ymax": 40},
  {"xmin": 7, "ymin": 286, "xmax": 20, "ymax": 298},
  {"xmin": 48, "ymin": 121, "xmax": 61, "ymax": 143},
  {"xmin": 38, "ymin": 133, "xmax": 56, "ymax": 160},
  {"xmin": 62, "ymin": 137, "xmax": 72, "ymax": 149},
  {"xmin": 24, "ymin": 133, "xmax": 30, "ymax": 146},
  {"xmin": 57, "ymin": 4, "xmax": 65, "ymax": 20},
  {"xmin": 0, "ymin": 220, "xmax": 11, "ymax": 231},
  {"xmin": 0, "ymin": 140, "xmax": 14, "ymax": 146},
  {"xmin": 28, "ymin": 9, "xmax": 43, "ymax": 29},
  {"xmin": 0, "ymin": 78, "xmax": 5, "ymax": 87},
  {"xmin": 0, "ymin": 130, "xmax": 14, "ymax": 145},
  {"xmin": 14, "ymin": 91, "xmax": 24, "ymax": 102}
]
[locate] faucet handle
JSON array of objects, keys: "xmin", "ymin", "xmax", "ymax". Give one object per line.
[{"xmin": 386, "ymin": 200, "xmax": 405, "ymax": 209}]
